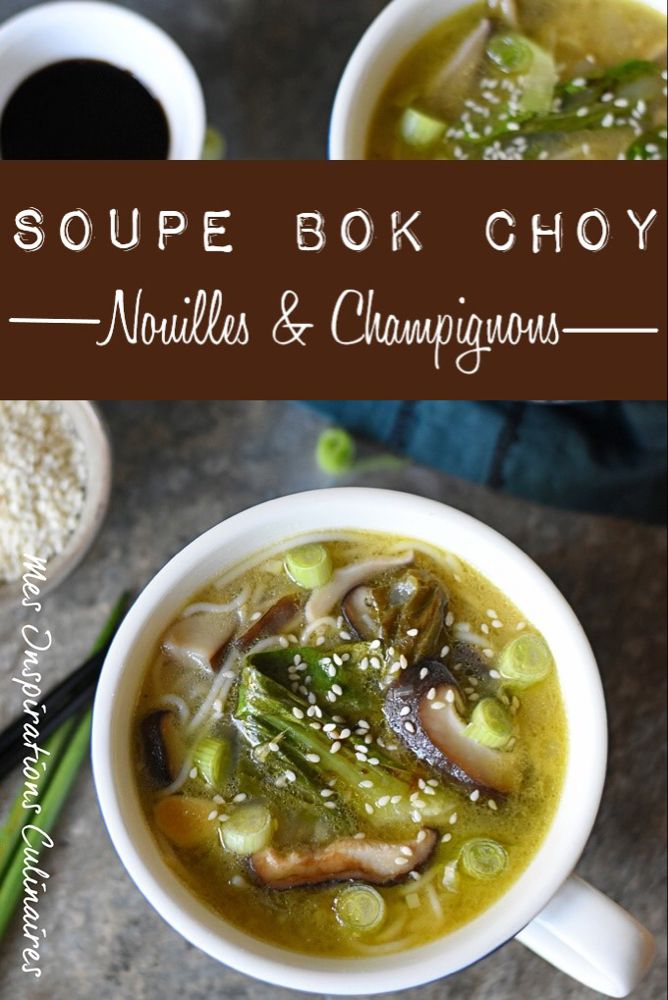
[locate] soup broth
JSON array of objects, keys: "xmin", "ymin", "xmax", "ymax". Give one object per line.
[
  {"xmin": 366, "ymin": 0, "xmax": 667, "ymax": 160},
  {"xmin": 133, "ymin": 532, "xmax": 567, "ymax": 957}
]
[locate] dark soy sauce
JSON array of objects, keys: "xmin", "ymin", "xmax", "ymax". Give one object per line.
[{"xmin": 0, "ymin": 59, "xmax": 170, "ymax": 159}]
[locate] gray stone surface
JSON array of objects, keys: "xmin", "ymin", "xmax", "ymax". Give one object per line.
[
  {"xmin": 0, "ymin": 401, "xmax": 665, "ymax": 1000},
  {"xmin": 0, "ymin": 0, "xmax": 386, "ymax": 158}
]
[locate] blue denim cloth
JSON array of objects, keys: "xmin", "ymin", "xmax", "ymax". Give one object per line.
[{"xmin": 303, "ymin": 402, "xmax": 667, "ymax": 524}]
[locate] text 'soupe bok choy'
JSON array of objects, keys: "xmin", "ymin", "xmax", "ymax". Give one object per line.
[
  {"xmin": 134, "ymin": 533, "xmax": 567, "ymax": 956},
  {"xmin": 367, "ymin": 0, "xmax": 667, "ymax": 161}
]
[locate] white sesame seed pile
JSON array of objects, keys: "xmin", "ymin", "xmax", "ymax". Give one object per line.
[{"xmin": 0, "ymin": 400, "xmax": 87, "ymax": 583}]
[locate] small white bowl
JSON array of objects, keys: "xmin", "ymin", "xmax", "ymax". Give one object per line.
[
  {"xmin": 0, "ymin": 400, "xmax": 111, "ymax": 613},
  {"xmin": 329, "ymin": 0, "xmax": 668, "ymax": 159},
  {"xmin": 92, "ymin": 488, "xmax": 654, "ymax": 997},
  {"xmin": 0, "ymin": 1, "xmax": 205, "ymax": 159}
]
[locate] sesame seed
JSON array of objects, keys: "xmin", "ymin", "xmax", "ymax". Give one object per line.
[
  {"xmin": 430, "ymin": 701, "xmax": 445, "ymax": 710},
  {"xmin": 285, "ymin": 770, "xmax": 296, "ymax": 783},
  {"xmin": 218, "ymin": 814, "xmax": 230, "ymax": 822},
  {"xmin": 339, "ymin": 630, "xmax": 352, "ymax": 640},
  {"xmin": 489, "ymin": 669, "xmax": 501, "ymax": 679},
  {"xmin": 445, "ymin": 612, "xmax": 455, "ymax": 627},
  {"xmin": 333, "ymin": 653, "xmax": 343, "ymax": 666},
  {"xmin": 213, "ymin": 794, "xmax": 225, "ymax": 803},
  {"xmin": 365, "ymin": 803, "xmax": 375, "ymax": 815},
  {"xmin": 416, "ymin": 830, "xmax": 427, "ymax": 843},
  {"xmin": 233, "ymin": 793, "xmax": 247, "ymax": 803},
  {"xmin": 268, "ymin": 742, "xmax": 280, "ymax": 752},
  {"xmin": 404, "ymin": 721, "xmax": 416, "ymax": 734},
  {"xmin": 483, "ymin": 649, "xmax": 494, "ymax": 659},
  {"xmin": 481, "ymin": 623, "xmax": 490, "ymax": 634},
  {"xmin": 419, "ymin": 667, "xmax": 428, "ymax": 680},
  {"xmin": 321, "ymin": 788, "xmax": 334, "ymax": 797},
  {"xmin": 207, "ymin": 810, "xmax": 218, "ymax": 821},
  {"xmin": 407, "ymin": 628, "xmax": 419, "ymax": 637},
  {"xmin": 369, "ymin": 639, "xmax": 381, "ymax": 650},
  {"xmin": 306, "ymin": 753, "xmax": 321, "ymax": 763},
  {"xmin": 316, "ymin": 636, "xmax": 325, "ymax": 646},
  {"xmin": 323, "ymin": 723, "xmax": 336, "ymax": 733},
  {"xmin": 488, "ymin": 799, "xmax": 498, "ymax": 811},
  {"xmin": 426, "ymin": 687, "xmax": 436, "ymax": 700},
  {"xmin": 486, "ymin": 609, "xmax": 498, "ymax": 619},
  {"xmin": 449, "ymin": 812, "xmax": 458, "ymax": 825},
  {"xmin": 441, "ymin": 646, "xmax": 450, "ymax": 658},
  {"xmin": 292, "ymin": 707, "xmax": 304, "ymax": 720},
  {"xmin": 377, "ymin": 795, "xmax": 391, "ymax": 807},
  {"xmin": 330, "ymin": 741, "xmax": 342, "ymax": 754},
  {"xmin": 390, "ymin": 795, "xmax": 402, "ymax": 804},
  {"xmin": 332, "ymin": 684, "xmax": 343, "ymax": 696},
  {"xmin": 394, "ymin": 857, "xmax": 408, "ymax": 866},
  {"xmin": 400, "ymin": 845, "xmax": 413, "ymax": 856},
  {"xmin": 492, "ymin": 620, "xmax": 503, "ymax": 629},
  {"xmin": 339, "ymin": 727, "xmax": 351, "ymax": 739},
  {"xmin": 399, "ymin": 706, "xmax": 411, "ymax": 717},
  {"xmin": 359, "ymin": 780, "xmax": 373, "ymax": 788},
  {"xmin": 370, "ymin": 656, "xmax": 382, "ymax": 669},
  {"xmin": 324, "ymin": 800, "xmax": 337, "ymax": 810},
  {"xmin": 189, "ymin": 768, "xmax": 198, "ymax": 779},
  {"xmin": 470, "ymin": 789, "xmax": 480, "ymax": 802},
  {"xmin": 441, "ymin": 833, "xmax": 452, "ymax": 843},
  {"xmin": 367, "ymin": 757, "xmax": 380, "ymax": 766},
  {"xmin": 357, "ymin": 719, "xmax": 370, "ymax": 730},
  {"xmin": 354, "ymin": 744, "xmax": 368, "ymax": 754},
  {"xmin": 279, "ymin": 636, "xmax": 289, "ymax": 648}
]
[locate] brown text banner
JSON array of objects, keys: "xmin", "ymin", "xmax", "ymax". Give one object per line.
[{"xmin": 0, "ymin": 162, "xmax": 665, "ymax": 398}]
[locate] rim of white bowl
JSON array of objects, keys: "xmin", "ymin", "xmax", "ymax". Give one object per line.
[{"xmin": 92, "ymin": 488, "xmax": 607, "ymax": 995}]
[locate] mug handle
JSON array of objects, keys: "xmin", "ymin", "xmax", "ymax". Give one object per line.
[{"xmin": 516, "ymin": 875, "xmax": 655, "ymax": 997}]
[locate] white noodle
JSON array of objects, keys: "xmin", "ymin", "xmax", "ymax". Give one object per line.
[
  {"xmin": 350, "ymin": 935, "xmax": 417, "ymax": 956},
  {"xmin": 300, "ymin": 616, "xmax": 339, "ymax": 643},
  {"xmin": 180, "ymin": 585, "xmax": 250, "ymax": 618},
  {"xmin": 186, "ymin": 647, "xmax": 241, "ymax": 735},
  {"xmin": 246, "ymin": 635, "xmax": 291, "ymax": 655},
  {"xmin": 373, "ymin": 915, "xmax": 407, "ymax": 943},
  {"xmin": 154, "ymin": 694, "xmax": 191, "ymax": 724},
  {"xmin": 425, "ymin": 883, "xmax": 444, "ymax": 921},
  {"xmin": 158, "ymin": 749, "xmax": 196, "ymax": 797}
]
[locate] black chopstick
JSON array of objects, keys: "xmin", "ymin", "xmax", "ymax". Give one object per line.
[{"xmin": 0, "ymin": 596, "xmax": 131, "ymax": 781}]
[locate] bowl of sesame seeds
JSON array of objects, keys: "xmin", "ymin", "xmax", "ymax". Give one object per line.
[{"xmin": 0, "ymin": 400, "xmax": 111, "ymax": 613}]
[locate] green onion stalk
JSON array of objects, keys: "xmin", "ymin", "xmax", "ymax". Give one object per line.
[{"xmin": 0, "ymin": 593, "xmax": 130, "ymax": 940}]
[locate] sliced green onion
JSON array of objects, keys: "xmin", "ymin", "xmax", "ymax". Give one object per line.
[
  {"xmin": 460, "ymin": 838, "xmax": 508, "ymax": 880},
  {"xmin": 487, "ymin": 33, "xmax": 556, "ymax": 115},
  {"xmin": 498, "ymin": 634, "xmax": 553, "ymax": 688},
  {"xmin": 284, "ymin": 543, "xmax": 333, "ymax": 589},
  {"xmin": 487, "ymin": 32, "xmax": 534, "ymax": 73},
  {"xmin": 316, "ymin": 428, "xmax": 356, "ymax": 475},
  {"xmin": 192, "ymin": 736, "xmax": 230, "ymax": 789},
  {"xmin": 334, "ymin": 884, "xmax": 386, "ymax": 932},
  {"xmin": 221, "ymin": 802, "xmax": 273, "ymax": 855},
  {"xmin": 464, "ymin": 698, "xmax": 513, "ymax": 749},
  {"xmin": 399, "ymin": 107, "xmax": 445, "ymax": 147}
]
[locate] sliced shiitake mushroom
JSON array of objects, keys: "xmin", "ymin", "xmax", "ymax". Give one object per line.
[
  {"xmin": 162, "ymin": 613, "xmax": 236, "ymax": 673},
  {"xmin": 236, "ymin": 594, "xmax": 302, "ymax": 651},
  {"xmin": 141, "ymin": 710, "xmax": 180, "ymax": 787},
  {"xmin": 249, "ymin": 828, "xmax": 437, "ymax": 889},
  {"xmin": 384, "ymin": 662, "xmax": 516, "ymax": 796}
]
